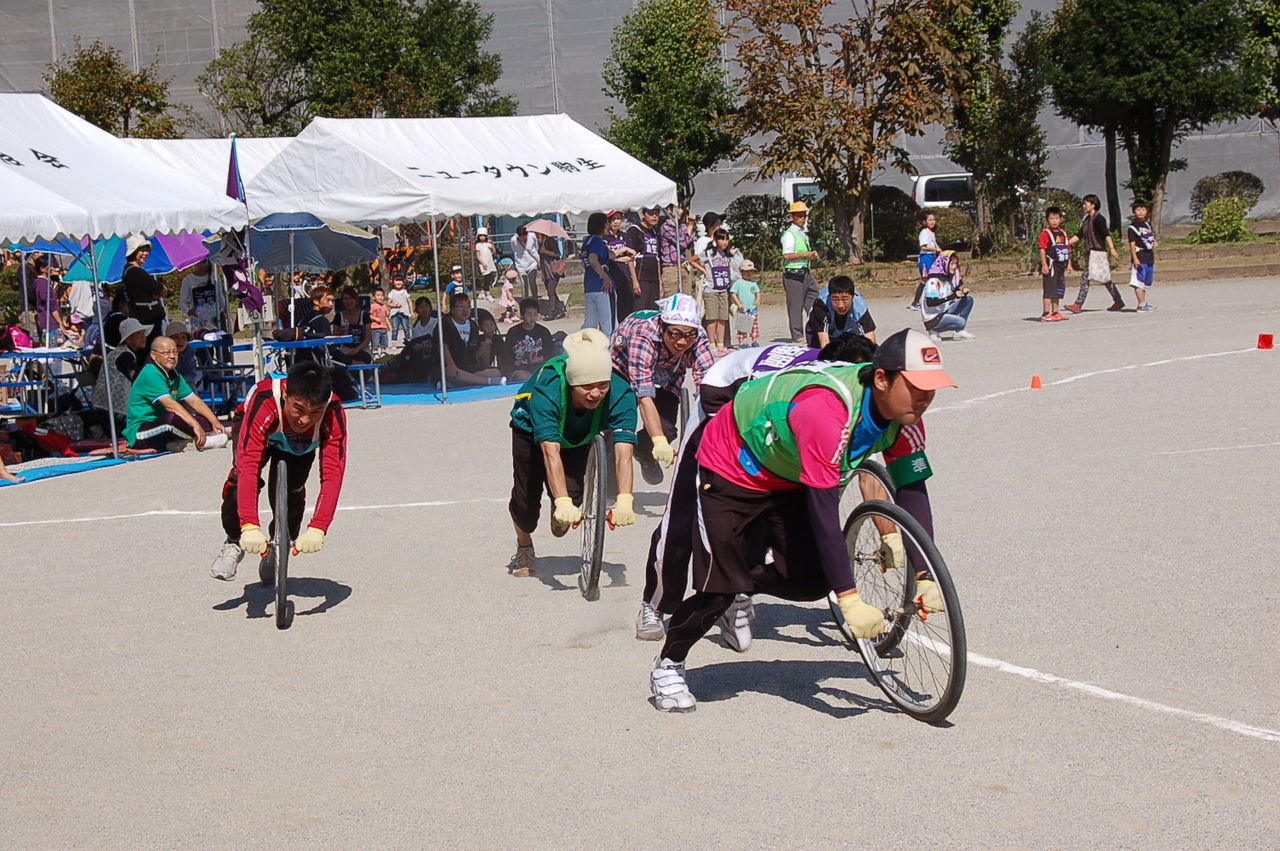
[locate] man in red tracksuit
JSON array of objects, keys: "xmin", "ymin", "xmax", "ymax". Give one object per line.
[{"xmin": 209, "ymin": 361, "xmax": 348, "ymax": 584}]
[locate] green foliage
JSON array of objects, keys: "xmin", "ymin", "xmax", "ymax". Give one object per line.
[
  {"xmin": 1247, "ymin": 0, "xmax": 1280, "ymax": 120},
  {"xmin": 1186, "ymin": 197, "xmax": 1255, "ymax": 243},
  {"xmin": 44, "ymin": 37, "xmax": 190, "ymax": 138},
  {"xmin": 724, "ymin": 194, "xmax": 788, "ymax": 270},
  {"xmin": 1042, "ymin": 0, "xmax": 1265, "ymax": 225},
  {"xmin": 866, "ymin": 185, "xmax": 920, "ymax": 261},
  {"xmin": 933, "ymin": 207, "xmax": 976, "ymax": 252},
  {"xmin": 200, "ymin": 0, "xmax": 515, "ymax": 136},
  {"xmin": 1190, "ymin": 171, "xmax": 1265, "ymax": 219},
  {"xmin": 1028, "ymin": 186, "xmax": 1083, "ymax": 213},
  {"xmin": 603, "ymin": 0, "xmax": 741, "ymax": 203}
]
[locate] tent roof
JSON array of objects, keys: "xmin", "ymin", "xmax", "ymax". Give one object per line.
[
  {"xmin": 0, "ymin": 94, "xmax": 245, "ymax": 242},
  {"xmin": 246, "ymin": 114, "xmax": 677, "ymax": 223},
  {"xmin": 0, "ymin": 165, "xmax": 92, "ymax": 246},
  {"xmin": 122, "ymin": 137, "xmax": 292, "ymax": 191}
]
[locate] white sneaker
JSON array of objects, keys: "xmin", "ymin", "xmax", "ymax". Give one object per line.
[
  {"xmin": 650, "ymin": 656, "xmax": 696, "ymax": 712},
  {"xmin": 210, "ymin": 541, "xmax": 243, "ymax": 580},
  {"xmin": 928, "ymin": 331, "xmax": 942, "ymax": 342},
  {"xmin": 717, "ymin": 593, "xmax": 754, "ymax": 652},
  {"xmin": 636, "ymin": 602, "xmax": 665, "ymax": 640},
  {"xmin": 955, "ymin": 330, "xmax": 976, "ymax": 340},
  {"xmin": 509, "ymin": 544, "xmax": 535, "ymax": 576}
]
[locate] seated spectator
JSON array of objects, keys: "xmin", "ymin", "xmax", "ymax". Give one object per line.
[
  {"xmin": 102, "ymin": 290, "xmax": 129, "ymax": 348},
  {"xmin": 383, "ymin": 296, "xmax": 441, "ymax": 384},
  {"xmin": 922, "ymin": 252, "xmax": 976, "ymax": 341},
  {"xmin": 125, "ymin": 336, "xmax": 226, "ymax": 452},
  {"xmin": 806, "ymin": 275, "xmax": 877, "ymax": 348},
  {"xmin": 500, "ymin": 298, "xmax": 556, "ymax": 383},
  {"xmin": 92, "ymin": 317, "xmax": 151, "ymax": 426},
  {"xmin": 332, "ymin": 286, "xmax": 373, "ymax": 365},
  {"xmin": 165, "ymin": 321, "xmax": 201, "ymax": 389},
  {"xmin": 441, "ymin": 292, "xmax": 503, "ymax": 386}
]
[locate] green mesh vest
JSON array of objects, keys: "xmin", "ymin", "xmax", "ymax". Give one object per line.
[{"xmin": 782, "ymin": 224, "xmax": 812, "ymax": 271}]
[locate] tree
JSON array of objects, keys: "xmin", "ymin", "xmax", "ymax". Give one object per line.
[
  {"xmin": 1247, "ymin": 0, "xmax": 1280, "ymax": 121},
  {"xmin": 200, "ymin": 0, "xmax": 515, "ymax": 136},
  {"xmin": 602, "ymin": 0, "xmax": 741, "ymax": 203},
  {"xmin": 44, "ymin": 37, "xmax": 189, "ymax": 138},
  {"xmin": 1042, "ymin": 0, "xmax": 1265, "ymax": 229},
  {"xmin": 725, "ymin": 0, "xmax": 969, "ymax": 263}
]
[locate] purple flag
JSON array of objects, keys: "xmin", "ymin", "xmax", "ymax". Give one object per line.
[{"xmin": 226, "ymin": 136, "xmax": 245, "ymax": 203}]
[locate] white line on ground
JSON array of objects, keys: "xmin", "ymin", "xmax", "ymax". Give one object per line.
[
  {"xmin": 1157, "ymin": 440, "xmax": 1280, "ymax": 455},
  {"xmin": 0, "ymin": 497, "xmax": 508, "ymax": 528},
  {"xmin": 928, "ymin": 346, "xmax": 1261, "ymax": 414},
  {"xmin": 904, "ymin": 633, "xmax": 1280, "ymax": 743}
]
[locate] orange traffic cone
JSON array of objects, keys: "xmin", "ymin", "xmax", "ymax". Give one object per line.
[{"xmin": 1030, "ymin": 375, "xmax": 1043, "ymax": 389}]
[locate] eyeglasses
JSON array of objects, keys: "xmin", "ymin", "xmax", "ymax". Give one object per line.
[
  {"xmin": 664, "ymin": 327, "xmax": 698, "ymax": 341},
  {"xmin": 153, "ymin": 348, "xmax": 178, "ymax": 356}
]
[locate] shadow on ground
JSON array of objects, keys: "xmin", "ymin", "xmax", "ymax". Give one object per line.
[
  {"xmin": 690, "ymin": 658, "xmax": 898, "ymax": 719},
  {"xmin": 520, "ymin": 555, "xmax": 628, "ymax": 593},
  {"xmin": 213, "ymin": 577, "xmax": 353, "ymax": 619}
]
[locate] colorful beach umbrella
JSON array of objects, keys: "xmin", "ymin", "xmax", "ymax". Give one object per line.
[{"xmin": 62, "ymin": 231, "xmax": 210, "ymax": 284}]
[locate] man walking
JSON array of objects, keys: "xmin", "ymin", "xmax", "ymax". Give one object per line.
[
  {"xmin": 1065, "ymin": 193, "xmax": 1124, "ymax": 313},
  {"xmin": 780, "ymin": 201, "xmax": 820, "ymax": 343}
]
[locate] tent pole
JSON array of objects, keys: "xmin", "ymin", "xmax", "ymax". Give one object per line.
[
  {"xmin": 431, "ymin": 216, "xmax": 447, "ymax": 403},
  {"xmin": 19, "ymin": 254, "xmax": 29, "ymax": 323},
  {"xmin": 86, "ymin": 239, "xmax": 119, "ymax": 460}
]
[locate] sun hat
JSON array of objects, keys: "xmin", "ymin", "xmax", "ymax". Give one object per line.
[
  {"xmin": 505, "ymin": 269, "xmax": 519, "ymax": 280},
  {"xmin": 657, "ymin": 293, "xmax": 701, "ymax": 328},
  {"xmin": 476, "ymin": 227, "xmax": 488, "ymax": 236},
  {"xmin": 788, "ymin": 201, "xmax": 810, "ymax": 214},
  {"xmin": 872, "ymin": 328, "xmax": 957, "ymax": 391},
  {"xmin": 124, "ymin": 234, "xmax": 152, "ymax": 259},
  {"xmin": 739, "ymin": 259, "xmax": 757, "ymax": 272},
  {"xmin": 165, "ymin": 320, "xmax": 190, "ymax": 337},
  {"xmin": 562, "ymin": 328, "xmax": 613, "ymax": 385},
  {"xmin": 116, "ymin": 317, "xmax": 153, "ymax": 343}
]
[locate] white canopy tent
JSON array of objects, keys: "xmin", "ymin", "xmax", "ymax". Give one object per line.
[
  {"xmin": 123, "ymin": 137, "xmax": 293, "ymax": 194},
  {"xmin": 0, "ymin": 94, "xmax": 245, "ymax": 240},
  {"xmin": 247, "ymin": 114, "xmax": 677, "ymax": 222}
]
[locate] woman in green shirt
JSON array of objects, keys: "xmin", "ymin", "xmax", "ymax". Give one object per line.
[{"xmin": 508, "ymin": 329, "xmax": 639, "ymax": 577}]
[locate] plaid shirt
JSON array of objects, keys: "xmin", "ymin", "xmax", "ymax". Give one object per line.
[
  {"xmin": 659, "ymin": 218, "xmax": 695, "ymax": 267},
  {"xmin": 609, "ymin": 313, "xmax": 714, "ymax": 398}
]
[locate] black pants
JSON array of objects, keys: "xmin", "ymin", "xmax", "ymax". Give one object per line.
[
  {"xmin": 220, "ymin": 446, "xmax": 314, "ymax": 543},
  {"xmin": 782, "ymin": 270, "xmax": 818, "ymax": 343},
  {"xmin": 643, "ymin": 417, "xmax": 707, "ymax": 613},
  {"xmin": 638, "ymin": 275, "xmax": 661, "ymax": 313},
  {"xmin": 615, "ymin": 278, "xmax": 637, "ymax": 323},
  {"xmin": 636, "ymin": 388, "xmax": 680, "ymax": 460},
  {"xmin": 508, "ymin": 426, "xmax": 591, "ymax": 534}
]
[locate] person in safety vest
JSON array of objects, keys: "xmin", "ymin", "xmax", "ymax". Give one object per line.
[
  {"xmin": 780, "ymin": 200, "xmax": 821, "ymax": 344},
  {"xmin": 609, "ymin": 293, "xmax": 714, "ymax": 486},
  {"xmin": 507, "ymin": 329, "xmax": 638, "ymax": 577},
  {"xmin": 805, "ymin": 274, "xmax": 877, "ymax": 348},
  {"xmin": 209, "ymin": 361, "xmax": 348, "ymax": 584},
  {"xmin": 648, "ymin": 328, "xmax": 955, "ymax": 713}
]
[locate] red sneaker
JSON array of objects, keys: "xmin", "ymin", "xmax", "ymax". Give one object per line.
[
  {"xmin": 1040, "ymin": 313, "xmax": 1055, "ymax": 322},
  {"xmin": 1052, "ymin": 312, "xmax": 1068, "ymax": 320},
  {"xmin": 1064, "ymin": 304, "xmax": 1083, "ymax": 314},
  {"xmin": 1107, "ymin": 302, "xmax": 1125, "ymax": 311}
]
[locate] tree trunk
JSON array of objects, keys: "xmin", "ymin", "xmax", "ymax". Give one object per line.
[
  {"xmin": 831, "ymin": 193, "xmax": 865, "ymax": 264},
  {"xmin": 974, "ymin": 176, "xmax": 992, "ymax": 257},
  {"xmin": 1150, "ymin": 119, "xmax": 1178, "ymax": 233},
  {"xmin": 1104, "ymin": 127, "xmax": 1121, "ymax": 228}
]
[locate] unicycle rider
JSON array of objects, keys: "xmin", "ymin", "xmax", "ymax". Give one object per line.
[
  {"xmin": 507, "ymin": 329, "xmax": 639, "ymax": 577},
  {"xmin": 209, "ymin": 361, "xmax": 349, "ymax": 584}
]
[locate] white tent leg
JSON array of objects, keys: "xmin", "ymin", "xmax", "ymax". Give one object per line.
[
  {"xmin": 431, "ymin": 216, "xmax": 448, "ymax": 403},
  {"xmin": 87, "ymin": 245, "xmax": 118, "ymax": 459}
]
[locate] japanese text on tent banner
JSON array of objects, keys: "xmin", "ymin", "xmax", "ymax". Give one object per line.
[{"xmin": 406, "ymin": 158, "xmax": 605, "ymax": 180}]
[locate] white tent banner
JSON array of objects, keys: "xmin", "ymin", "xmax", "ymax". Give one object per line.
[
  {"xmin": 123, "ymin": 137, "xmax": 293, "ymax": 193},
  {"xmin": 247, "ymin": 114, "xmax": 678, "ymax": 222},
  {"xmin": 0, "ymin": 94, "xmax": 244, "ymax": 241},
  {"xmin": 0, "ymin": 165, "xmax": 93, "ymax": 246}
]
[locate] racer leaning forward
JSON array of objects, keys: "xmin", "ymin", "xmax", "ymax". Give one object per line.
[
  {"xmin": 209, "ymin": 361, "xmax": 348, "ymax": 584},
  {"xmin": 609, "ymin": 293, "xmax": 714, "ymax": 486},
  {"xmin": 635, "ymin": 334, "xmax": 885, "ymax": 640},
  {"xmin": 649, "ymin": 329, "xmax": 956, "ymax": 712},
  {"xmin": 508, "ymin": 329, "xmax": 638, "ymax": 576}
]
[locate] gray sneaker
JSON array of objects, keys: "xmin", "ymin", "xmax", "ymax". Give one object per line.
[
  {"xmin": 717, "ymin": 593, "xmax": 754, "ymax": 652},
  {"xmin": 650, "ymin": 656, "xmax": 696, "ymax": 712},
  {"xmin": 258, "ymin": 547, "xmax": 277, "ymax": 587},
  {"xmin": 509, "ymin": 544, "xmax": 536, "ymax": 576},
  {"xmin": 636, "ymin": 602, "xmax": 666, "ymax": 640},
  {"xmin": 210, "ymin": 541, "xmax": 243, "ymax": 580}
]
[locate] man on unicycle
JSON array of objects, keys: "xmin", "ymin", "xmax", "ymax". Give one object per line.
[
  {"xmin": 508, "ymin": 329, "xmax": 639, "ymax": 576},
  {"xmin": 209, "ymin": 361, "xmax": 349, "ymax": 584},
  {"xmin": 649, "ymin": 329, "xmax": 955, "ymax": 712}
]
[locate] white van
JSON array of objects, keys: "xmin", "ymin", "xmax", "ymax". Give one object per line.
[
  {"xmin": 912, "ymin": 172, "xmax": 974, "ymax": 207},
  {"xmin": 781, "ymin": 176, "xmax": 826, "ymax": 205}
]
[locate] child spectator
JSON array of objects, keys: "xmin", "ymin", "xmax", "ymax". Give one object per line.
[
  {"xmin": 499, "ymin": 269, "xmax": 520, "ymax": 323},
  {"xmin": 369, "ymin": 288, "xmax": 391, "ymax": 357},
  {"xmin": 921, "ymin": 252, "xmax": 975, "ymax": 341},
  {"xmin": 689, "ymin": 228, "xmax": 741, "ymax": 353},
  {"xmin": 1038, "ymin": 206, "xmax": 1073, "ymax": 322},
  {"xmin": 474, "ymin": 228, "xmax": 497, "ymax": 301},
  {"xmin": 729, "ymin": 259, "xmax": 761, "ymax": 348},
  {"xmin": 1127, "ymin": 200, "xmax": 1158, "ymax": 313},
  {"xmin": 387, "ymin": 276, "xmax": 413, "ymax": 346},
  {"xmin": 501, "ymin": 298, "xmax": 556, "ymax": 382},
  {"xmin": 911, "ymin": 211, "xmax": 940, "ymax": 310},
  {"xmin": 444, "ymin": 265, "xmax": 468, "ymax": 296}
]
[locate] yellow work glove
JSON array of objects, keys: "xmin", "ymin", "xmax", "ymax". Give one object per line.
[
  {"xmin": 879, "ymin": 532, "xmax": 905, "ymax": 570},
  {"xmin": 295, "ymin": 526, "xmax": 325, "ymax": 554},
  {"xmin": 553, "ymin": 496, "xmax": 582, "ymax": 526},
  {"xmin": 239, "ymin": 524, "xmax": 269, "ymax": 555},
  {"xmin": 610, "ymin": 493, "xmax": 636, "ymax": 527},
  {"xmin": 915, "ymin": 578, "xmax": 945, "ymax": 613},
  {"xmin": 837, "ymin": 591, "xmax": 886, "ymax": 639},
  {"xmin": 650, "ymin": 434, "xmax": 675, "ymax": 466}
]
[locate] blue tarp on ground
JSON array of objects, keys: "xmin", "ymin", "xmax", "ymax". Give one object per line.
[
  {"xmin": 377, "ymin": 382, "xmax": 521, "ymax": 406},
  {"xmin": 0, "ymin": 452, "xmax": 169, "ymax": 487}
]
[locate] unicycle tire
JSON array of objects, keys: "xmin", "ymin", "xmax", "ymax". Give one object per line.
[
  {"xmin": 273, "ymin": 457, "xmax": 293, "ymax": 630},
  {"xmin": 578, "ymin": 433, "xmax": 609, "ymax": 601},
  {"xmin": 834, "ymin": 499, "xmax": 965, "ymax": 724}
]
